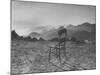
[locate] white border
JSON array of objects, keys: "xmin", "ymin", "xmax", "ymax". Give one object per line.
[{"xmin": 0, "ymin": 0, "xmax": 98, "ymax": 75}]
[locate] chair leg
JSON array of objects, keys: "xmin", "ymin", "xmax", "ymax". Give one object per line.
[
  {"xmin": 59, "ymin": 49, "xmax": 61, "ymax": 64},
  {"xmin": 48, "ymin": 47, "xmax": 51, "ymax": 63},
  {"xmin": 56, "ymin": 48, "xmax": 58, "ymax": 58}
]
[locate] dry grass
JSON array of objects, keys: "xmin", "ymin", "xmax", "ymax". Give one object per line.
[{"xmin": 11, "ymin": 40, "xmax": 96, "ymax": 74}]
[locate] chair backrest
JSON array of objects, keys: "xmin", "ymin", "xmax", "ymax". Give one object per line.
[
  {"xmin": 58, "ymin": 28, "xmax": 67, "ymax": 44},
  {"xmin": 58, "ymin": 28, "xmax": 67, "ymax": 36}
]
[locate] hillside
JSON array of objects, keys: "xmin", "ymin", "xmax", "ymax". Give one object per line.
[{"xmin": 20, "ymin": 22, "xmax": 96, "ymax": 41}]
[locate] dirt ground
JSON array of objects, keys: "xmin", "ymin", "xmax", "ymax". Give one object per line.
[{"xmin": 11, "ymin": 40, "xmax": 96, "ymax": 74}]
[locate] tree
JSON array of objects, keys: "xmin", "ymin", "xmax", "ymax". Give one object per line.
[
  {"xmin": 39, "ymin": 37, "xmax": 45, "ymax": 41},
  {"xmin": 32, "ymin": 38, "xmax": 38, "ymax": 41},
  {"xmin": 70, "ymin": 37, "xmax": 77, "ymax": 42}
]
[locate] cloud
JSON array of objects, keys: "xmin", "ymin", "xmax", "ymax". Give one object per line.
[{"xmin": 12, "ymin": 0, "xmax": 96, "ymax": 36}]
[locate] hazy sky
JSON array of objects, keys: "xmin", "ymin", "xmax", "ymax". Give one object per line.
[{"xmin": 12, "ymin": 0, "xmax": 96, "ymax": 36}]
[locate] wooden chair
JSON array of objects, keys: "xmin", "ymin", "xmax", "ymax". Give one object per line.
[{"xmin": 48, "ymin": 28, "xmax": 67, "ymax": 63}]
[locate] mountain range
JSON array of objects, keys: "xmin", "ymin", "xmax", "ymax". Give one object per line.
[{"xmin": 28, "ymin": 22, "xmax": 96, "ymax": 41}]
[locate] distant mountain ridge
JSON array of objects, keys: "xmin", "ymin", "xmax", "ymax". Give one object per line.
[
  {"xmin": 11, "ymin": 30, "xmax": 20, "ymax": 40},
  {"xmin": 64, "ymin": 23, "xmax": 96, "ymax": 41},
  {"xmin": 29, "ymin": 32, "xmax": 41, "ymax": 39},
  {"xmin": 37, "ymin": 22, "xmax": 95, "ymax": 41},
  {"xmin": 12, "ymin": 22, "xmax": 96, "ymax": 41}
]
